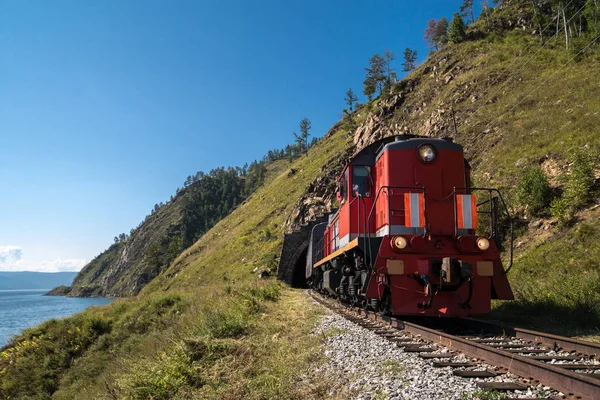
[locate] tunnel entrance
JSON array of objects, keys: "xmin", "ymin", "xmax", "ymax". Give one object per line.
[
  {"xmin": 291, "ymin": 246, "xmax": 309, "ymax": 288},
  {"xmin": 277, "ymin": 215, "xmax": 328, "ymax": 287}
]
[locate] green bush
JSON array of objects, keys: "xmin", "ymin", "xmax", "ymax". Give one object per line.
[
  {"xmin": 516, "ymin": 165, "xmax": 552, "ymax": 216},
  {"xmin": 564, "ymin": 148, "xmax": 597, "ymax": 208},
  {"xmin": 550, "ymin": 197, "xmax": 574, "ymax": 225},
  {"xmin": 551, "ymin": 147, "xmax": 597, "ymax": 224}
]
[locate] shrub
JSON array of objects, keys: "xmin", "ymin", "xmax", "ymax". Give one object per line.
[
  {"xmin": 551, "ymin": 147, "xmax": 597, "ymax": 224},
  {"xmin": 342, "ymin": 113, "xmax": 357, "ymax": 132},
  {"xmin": 516, "ymin": 165, "xmax": 552, "ymax": 216},
  {"xmin": 563, "ymin": 148, "xmax": 597, "ymax": 209},
  {"xmin": 550, "ymin": 197, "xmax": 574, "ymax": 225}
]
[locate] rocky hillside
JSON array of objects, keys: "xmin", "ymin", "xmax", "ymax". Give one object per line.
[
  {"xmin": 63, "ymin": 164, "xmax": 283, "ymax": 297},
  {"xmin": 65, "ymin": 188, "xmax": 189, "ymax": 297},
  {"xmin": 2, "ymin": 1, "xmax": 600, "ymax": 399}
]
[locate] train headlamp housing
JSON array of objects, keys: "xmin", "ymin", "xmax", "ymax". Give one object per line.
[
  {"xmin": 391, "ymin": 236, "xmax": 408, "ymax": 250},
  {"xmin": 418, "ymin": 144, "xmax": 437, "ymax": 163},
  {"xmin": 477, "ymin": 237, "xmax": 490, "ymax": 251}
]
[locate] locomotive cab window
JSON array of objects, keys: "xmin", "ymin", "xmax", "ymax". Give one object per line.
[{"xmin": 352, "ymin": 166, "xmax": 372, "ymax": 197}]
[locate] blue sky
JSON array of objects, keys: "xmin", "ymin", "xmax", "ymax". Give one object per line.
[{"xmin": 0, "ymin": 0, "xmax": 477, "ymax": 271}]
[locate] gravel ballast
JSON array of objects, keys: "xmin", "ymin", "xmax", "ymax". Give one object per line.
[{"xmin": 311, "ymin": 309, "xmax": 558, "ymax": 400}]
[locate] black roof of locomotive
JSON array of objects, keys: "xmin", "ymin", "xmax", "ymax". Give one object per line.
[{"xmin": 351, "ymin": 135, "xmax": 463, "ymax": 165}]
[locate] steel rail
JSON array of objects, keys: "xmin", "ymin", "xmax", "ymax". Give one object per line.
[
  {"xmin": 460, "ymin": 318, "xmax": 600, "ymax": 357},
  {"xmin": 310, "ymin": 291, "xmax": 600, "ymax": 400}
]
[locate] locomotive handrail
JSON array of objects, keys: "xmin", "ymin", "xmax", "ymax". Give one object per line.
[
  {"xmin": 453, "ymin": 187, "xmax": 514, "ymax": 275},
  {"xmin": 366, "ymin": 185, "xmax": 426, "ymax": 268}
]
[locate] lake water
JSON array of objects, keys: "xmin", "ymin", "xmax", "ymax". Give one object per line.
[{"xmin": 0, "ymin": 290, "xmax": 113, "ymax": 347}]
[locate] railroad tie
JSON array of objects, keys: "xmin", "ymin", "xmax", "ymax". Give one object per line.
[
  {"xmin": 420, "ymin": 353, "xmax": 455, "ymax": 359},
  {"xmin": 381, "ymin": 333, "xmax": 405, "ymax": 338},
  {"xmin": 476, "ymin": 382, "xmax": 528, "ymax": 391},
  {"xmin": 402, "ymin": 346, "xmax": 435, "ymax": 353},
  {"xmin": 433, "ymin": 362, "xmax": 475, "ymax": 367},
  {"xmin": 463, "ymin": 338, "xmax": 507, "ymax": 343},
  {"xmin": 453, "ymin": 370, "xmax": 499, "ymax": 378},
  {"xmin": 387, "ymin": 337, "xmax": 414, "ymax": 343}
]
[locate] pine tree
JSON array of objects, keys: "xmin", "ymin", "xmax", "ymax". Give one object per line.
[
  {"xmin": 344, "ymin": 88, "xmax": 358, "ymax": 111},
  {"xmin": 294, "ymin": 118, "xmax": 312, "ymax": 155},
  {"xmin": 402, "ymin": 48, "xmax": 417, "ymax": 72},
  {"xmin": 363, "ymin": 53, "xmax": 386, "ymax": 99},
  {"xmin": 363, "ymin": 77, "xmax": 377, "ymax": 101},
  {"xmin": 459, "ymin": 0, "xmax": 474, "ymax": 24},
  {"xmin": 448, "ymin": 13, "xmax": 467, "ymax": 43},
  {"xmin": 383, "ymin": 49, "xmax": 396, "ymax": 81}
]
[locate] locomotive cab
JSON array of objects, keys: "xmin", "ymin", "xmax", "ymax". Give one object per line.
[{"xmin": 309, "ymin": 135, "xmax": 514, "ymax": 317}]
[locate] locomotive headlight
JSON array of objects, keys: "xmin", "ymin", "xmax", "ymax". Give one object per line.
[
  {"xmin": 418, "ymin": 144, "xmax": 436, "ymax": 163},
  {"xmin": 477, "ymin": 237, "xmax": 490, "ymax": 251},
  {"xmin": 392, "ymin": 236, "xmax": 408, "ymax": 250}
]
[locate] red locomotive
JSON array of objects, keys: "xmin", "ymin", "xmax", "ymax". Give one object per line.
[{"xmin": 308, "ymin": 135, "xmax": 514, "ymax": 317}]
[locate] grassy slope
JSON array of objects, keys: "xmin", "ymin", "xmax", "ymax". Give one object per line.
[{"xmin": 2, "ymin": 6, "xmax": 600, "ymax": 397}]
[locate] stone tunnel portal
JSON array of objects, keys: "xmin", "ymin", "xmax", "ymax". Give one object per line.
[{"xmin": 277, "ymin": 216, "xmax": 328, "ymax": 288}]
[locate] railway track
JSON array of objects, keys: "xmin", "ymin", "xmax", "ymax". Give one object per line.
[{"xmin": 309, "ymin": 290, "xmax": 600, "ymax": 400}]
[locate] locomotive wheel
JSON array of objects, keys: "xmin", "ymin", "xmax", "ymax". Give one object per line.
[{"xmin": 380, "ymin": 288, "xmax": 392, "ymax": 316}]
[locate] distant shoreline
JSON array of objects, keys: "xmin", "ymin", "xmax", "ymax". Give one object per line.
[{"xmin": 0, "ymin": 271, "xmax": 78, "ymax": 291}]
